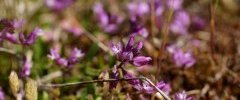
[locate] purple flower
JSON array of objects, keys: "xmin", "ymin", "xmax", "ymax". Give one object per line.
[
  {"xmin": 156, "ymin": 81, "xmax": 171, "ymax": 95},
  {"xmin": 133, "ymin": 56, "xmax": 152, "ymax": 67},
  {"xmin": 167, "ymin": 0, "xmax": 183, "ymax": 10},
  {"xmin": 170, "ymin": 10, "xmax": 190, "ymax": 35},
  {"xmin": 48, "ymin": 48, "xmax": 61, "ymax": 60},
  {"xmin": 19, "ymin": 27, "xmax": 42, "ymax": 45},
  {"xmin": 110, "ymin": 36, "xmax": 151, "ymax": 67},
  {"xmin": 4, "ymin": 32, "xmax": 18, "ymax": 44},
  {"xmin": 167, "ymin": 45, "xmax": 195, "ymax": 68},
  {"xmin": 127, "ymin": 1, "xmax": 150, "ymax": 17},
  {"xmin": 20, "ymin": 56, "xmax": 32, "ymax": 78},
  {"xmin": 124, "ymin": 72, "xmax": 140, "ymax": 85},
  {"xmin": 93, "ymin": 3, "xmax": 123, "ymax": 33},
  {"xmin": 130, "ymin": 20, "xmax": 149, "ymax": 38},
  {"xmin": 0, "ymin": 87, "xmax": 5, "ymax": 100},
  {"xmin": 174, "ymin": 91, "xmax": 194, "ymax": 100},
  {"xmin": 48, "ymin": 47, "xmax": 84, "ymax": 68},
  {"xmin": 45, "ymin": 0, "xmax": 74, "ymax": 11},
  {"xmin": 154, "ymin": 0, "xmax": 165, "ymax": 16},
  {"xmin": 191, "ymin": 16, "xmax": 206, "ymax": 31},
  {"xmin": 13, "ymin": 19, "xmax": 25, "ymax": 29},
  {"xmin": 68, "ymin": 48, "xmax": 84, "ymax": 65}
]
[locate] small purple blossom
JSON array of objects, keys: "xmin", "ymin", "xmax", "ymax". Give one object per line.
[
  {"xmin": 170, "ymin": 10, "xmax": 190, "ymax": 35},
  {"xmin": 48, "ymin": 47, "xmax": 84, "ymax": 68},
  {"xmin": 191, "ymin": 16, "xmax": 206, "ymax": 31},
  {"xmin": 93, "ymin": 3, "xmax": 123, "ymax": 33},
  {"xmin": 0, "ymin": 87, "xmax": 5, "ymax": 100},
  {"xmin": 174, "ymin": 91, "xmax": 194, "ymax": 100},
  {"xmin": 110, "ymin": 36, "xmax": 151, "ymax": 67},
  {"xmin": 156, "ymin": 81, "xmax": 171, "ymax": 95},
  {"xmin": 167, "ymin": 45, "xmax": 195, "ymax": 68},
  {"xmin": 130, "ymin": 20, "xmax": 149, "ymax": 38},
  {"xmin": 19, "ymin": 27, "xmax": 42, "ymax": 45},
  {"xmin": 45, "ymin": 0, "xmax": 74, "ymax": 11},
  {"xmin": 127, "ymin": 1, "xmax": 150, "ymax": 17},
  {"xmin": 167, "ymin": 0, "xmax": 183, "ymax": 10},
  {"xmin": 68, "ymin": 48, "xmax": 84, "ymax": 65},
  {"xmin": 4, "ymin": 32, "xmax": 18, "ymax": 44},
  {"xmin": 135, "ymin": 80, "xmax": 171, "ymax": 94}
]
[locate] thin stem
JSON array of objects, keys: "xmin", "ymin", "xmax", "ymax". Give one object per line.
[
  {"xmin": 82, "ymin": 28, "xmax": 111, "ymax": 54},
  {"xmin": 0, "ymin": 47, "xmax": 16, "ymax": 55},
  {"xmin": 39, "ymin": 77, "xmax": 171, "ymax": 100}
]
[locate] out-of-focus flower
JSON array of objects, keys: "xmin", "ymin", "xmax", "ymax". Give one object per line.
[
  {"xmin": 127, "ymin": 1, "xmax": 150, "ymax": 17},
  {"xmin": 68, "ymin": 48, "xmax": 84, "ymax": 65},
  {"xmin": 13, "ymin": 19, "xmax": 25, "ymax": 29},
  {"xmin": 156, "ymin": 81, "xmax": 171, "ymax": 95},
  {"xmin": 191, "ymin": 16, "xmax": 206, "ymax": 31},
  {"xmin": 20, "ymin": 51, "xmax": 33, "ymax": 78},
  {"xmin": 170, "ymin": 10, "xmax": 190, "ymax": 35},
  {"xmin": 154, "ymin": 0, "xmax": 164, "ymax": 16},
  {"xmin": 0, "ymin": 87, "xmax": 5, "ymax": 100},
  {"xmin": 4, "ymin": 32, "xmax": 18, "ymax": 44},
  {"xmin": 135, "ymin": 80, "xmax": 170, "ymax": 94},
  {"xmin": 130, "ymin": 20, "xmax": 149, "ymax": 38},
  {"xmin": 48, "ymin": 47, "xmax": 84, "ymax": 68},
  {"xmin": 20, "ymin": 57, "xmax": 32, "ymax": 78},
  {"xmin": 60, "ymin": 18, "xmax": 83, "ymax": 36},
  {"xmin": 167, "ymin": 45, "xmax": 195, "ymax": 68},
  {"xmin": 93, "ymin": 3, "xmax": 123, "ymax": 33},
  {"xmin": 19, "ymin": 27, "xmax": 42, "ymax": 46},
  {"xmin": 174, "ymin": 91, "xmax": 194, "ymax": 100},
  {"xmin": 167, "ymin": 0, "xmax": 183, "ymax": 10},
  {"xmin": 124, "ymin": 71, "xmax": 140, "ymax": 85},
  {"xmin": 45, "ymin": 0, "xmax": 74, "ymax": 11},
  {"xmin": 110, "ymin": 36, "xmax": 151, "ymax": 67}
]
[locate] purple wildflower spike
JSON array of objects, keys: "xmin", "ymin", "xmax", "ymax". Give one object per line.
[
  {"xmin": 110, "ymin": 36, "xmax": 151, "ymax": 67},
  {"xmin": 174, "ymin": 91, "xmax": 194, "ymax": 100},
  {"xmin": 45, "ymin": 0, "xmax": 74, "ymax": 11},
  {"xmin": 19, "ymin": 27, "xmax": 42, "ymax": 45}
]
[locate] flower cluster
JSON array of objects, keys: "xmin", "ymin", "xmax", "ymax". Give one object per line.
[
  {"xmin": 45, "ymin": 0, "xmax": 74, "ymax": 11},
  {"xmin": 0, "ymin": 19, "xmax": 42, "ymax": 46},
  {"xmin": 48, "ymin": 48, "xmax": 84, "ymax": 68},
  {"xmin": 167, "ymin": 45, "xmax": 195, "ymax": 68},
  {"xmin": 110, "ymin": 36, "xmax": 152, "ymax": 67},
  {"xmin": 93, "ymin": 3, "xmax": 123, "ymax": 33}
]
